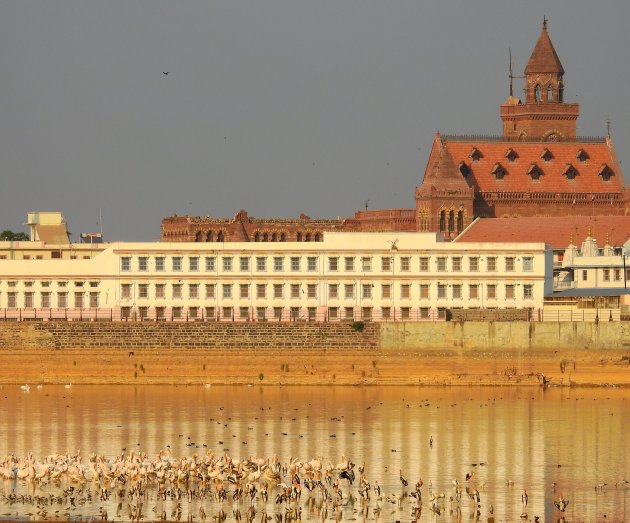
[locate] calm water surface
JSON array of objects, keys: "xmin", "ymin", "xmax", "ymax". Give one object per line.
[{"xmin": 1, "ymin": 385, "xmax": 629, "ymax": 522}]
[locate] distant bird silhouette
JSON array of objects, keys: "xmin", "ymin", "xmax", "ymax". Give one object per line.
[{"xmin": 163, "ymin": 72, "xmax": 169, "ymax": 76}]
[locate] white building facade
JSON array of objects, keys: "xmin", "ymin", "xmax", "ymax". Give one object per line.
[{"xmin": 0, "ymin": 232, "xmax": 552, "ymax": 322}]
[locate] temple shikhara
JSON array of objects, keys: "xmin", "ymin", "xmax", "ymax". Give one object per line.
[{"xmin": 161, "ymin": 21, "xmax": 629, "ymax": 243}]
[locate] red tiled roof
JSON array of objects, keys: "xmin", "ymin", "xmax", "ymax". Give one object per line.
[
  {"xmin": 456, "ymin": 216, "xmax": 630, "ymax": 249},
  {"xmin": 434, "ymin": 136, "xmax": 624, "ymax": 194}
]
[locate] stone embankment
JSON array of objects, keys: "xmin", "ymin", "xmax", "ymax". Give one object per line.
[{"xmin": 0, "ymin": 321, "xmax": 628, "ymax": 386}]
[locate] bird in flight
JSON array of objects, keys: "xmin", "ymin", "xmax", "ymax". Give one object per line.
[{"xmin": 163, "ymin": 72, "xmax": 169, "ymax": 76}]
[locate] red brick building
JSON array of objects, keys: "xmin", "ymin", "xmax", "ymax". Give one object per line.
[{"xmin": 162, "ymin": 22, "xmax": 628, "ymax": 242}]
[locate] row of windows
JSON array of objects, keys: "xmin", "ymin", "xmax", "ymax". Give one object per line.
[
  {"xmin": 119, "ymin": 255, "xmax": 536, "ymax": 273},
  {"xmin": 0, "ymin": 281, "xmax": 98, "ymax": 289},
  {"xmin": 0, "ymin": 283, "xmax": 535, "ymax": 308}
]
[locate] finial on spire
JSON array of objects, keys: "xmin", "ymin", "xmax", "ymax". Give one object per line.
[
  {"xmin": 606, "ymin": 116, "xmax": 611, "ymax": 137},
  {"xmin": 543, "ymin": 16, "xmax": 548, "ymax": 31}
]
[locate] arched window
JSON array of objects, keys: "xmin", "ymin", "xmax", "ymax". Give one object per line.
[
  {"xmin": 206, "ymin": 231, "xmax": 213, "ymax": 242},
  {"xmin": 217, "ymin": 231, "xmax": 224, "ymax": 242},
  {"xmin": 263, "ymin": 232, "xmax": 268, "ymax": 242},
  {"xmin": 535, "ymin": 85, "xmax": 542, "ymax": 102},
  {"xmin": 558, "ymin": 84, "xmax": 564, "ymax": 102},
  {"xmin": 448, "ymin": 211, "xmax": 455, "ymax": 232},
  {"xmin": 272, "ymin": 232, "xmax": 277, "ymax": 242},
  {"xmin": 439, "ymin": 211, "xmax": 446, "ymax": 232},
  {"xmin": 457, "ymin": 211, "xmax": 464, "ymax": 233},
  {"xmin": 195, "ymin": 231, "xmax": 202, "ymax": 242},
  {"xmin": 314, "ymin": 232, "xmax": 321, "ymax": 242},
  {"xmin": 280, "ymin": 232, "xmax": 286, "ymax": 242},
  {"xmin": 254, "ymin": 232, "xmax": 260, "ymax": 242},
  {"xmin": 547, "ymin": 85, "xmax": 553, "ymax": 102},
  {"xmin": 305, "ymin": 233, "xmax": 311, "ymax": 242},
  {"xmin": 297, "ymin": 232, "xmax": 302, "ymax": 242}
]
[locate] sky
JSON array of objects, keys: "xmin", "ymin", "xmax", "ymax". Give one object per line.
[{"xmin": 1, "ymin": 0, "xmax": 628, "ymax": 241}]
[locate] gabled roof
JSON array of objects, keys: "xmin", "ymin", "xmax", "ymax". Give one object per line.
[
  {"xmin": 456, "ymin": 216, "xmax": 630, "ymax": 249},
  {"xmin": 419, "ymin": 135, "xmax": 472, "ymax": 194},
  {"xmin": 432, "ymin": 135, "xmax": 624, "ymax": 194},
  {"xmin": 524, "ymin": 20, "xmax": 565, "ymax": 75}
]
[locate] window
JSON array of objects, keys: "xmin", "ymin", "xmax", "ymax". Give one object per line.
[
  {"xmin": 603, "ymin": 269, "xmax": 610, "ymax": 282},
  {"xmin": 400, "ymin": 257, "xmax": 410, "ymax": 272},
  {"xmin": 420, "ymin": 307, "xmax": 430, "ymax": 319},
  {"xmin": 329, "ymin": 257, "xmax": 339, "ymax": 271},
  {"xmin": 189, "ymin": 257, "xmax": 199, "ymax": 272},
  {"xmin": 240, "ymin": 284, "xmax": 249, "ymax": 299},
  {"xmin": 344, "ymin": 307, "xmax": 354, "ymax": 320},
  {"xmin": 505, "ymin": 285, "xmax": 515, "ymax": 300},
  {"xmin": 155, "ymin": 284, "xmax": 166, "ymax": 299},
  {"xmin": 307, "ymin": 257, "xmax": 318, "ymax": 272},
  {"xmin": 487, "ymin": 284, "xmax": 497, "ymax": 300},
  {"xmin": 239, "ymin": 307, "xmax": 250, "ymax": 320},
  {"xmin": 239, "ymin": 257, "xmax": 250, "ymax": 272},
  {"xmin": 204, "ymin": 307, "xmax": 215, "ymax": 320},
  {"xmin": 74, "ymin": 292, "xmax": 83, "ymax": 309},
  {"xmin": 273, "ymin": 284, "xmax": 283, "ymax": 299},
  {"xmin": 273, "ymin": 307, "xmax": 283, "ymax": 320},
  {"xmin": 57, "ymin": 292, "xmax": 67, "ymax": 309},
  {"xmin": 138, "ymin": 284, "xmax": 149, "ymax": 299},
  {"xmin": 522, "ymin": 257, "xmax": 534, "ymax": 272},
  {"xmin": 189, "ymin": 307, "xmax": 198, "ymax": 319},
  {"xmin": 41, "ymin": 292, "xmax": 51, "ymax": 308},
  {"xmin": 121, "ymin": 284, "xmax": 132, "ymax": 299},
  {"xmin": 486, "ymin": 257, "xmax": 497, "ymax": 272},
  {"xmin": 362, "ymin": 307, "xmax": 372, "ymax": 320},
  {"xmin": 256, "ymin": 284, "xmax": 266, "ymax": 299},
  {"xmin": 419, "ymin": 257, "xmax": 429, "ymax": 271},
  {"xmin": 523, "ymin": 284, "xmax": 534, "ymax": 300},
  {"xmin": 221, "ymin": 307, "xmax": 233, "ymax": 320},
  {"xmin": 344, "ymin": 257, "xmax": 355, "ymax": 271},
  {"xmin": 173, "ymin": 307, "xmax": 183, "ymax": 320},
  {"xmin": 189, "ymin": 284, "xmax": 199, "ymax": 299},
  {"xmin": 401, "ymin": 284, "xmax": 411, "ymax": 299},
  {"xmin": 222, "ymin": 257, "xmax": 233, "ymax": 272},
  {"xmin": 452, "ymin": 285, "xmax": 462, "ymax": 299},
  {"xmin": 361, "ymin": 257, "xmax": 372, "ymax": 272},
  {"xmin": 362, "ymin": 284, "xmax": 372, "ymax": 299},
  {"xmin": 256, "ymin": 307, "xmax": 266, "ymax": 321},
  {"xmin": 344, "ymin": 284, "xmax": 355, "ymax": 299},
  {"xmin": 469, "ymin": 284, "xmax": 479, "ymax": 300},
  {"xmin": 381, "ymin": 284, "xmax": 391, "ymax": 299},
  {"xmin": 156, "ymin": 307, "xmax": 166, "ymax": 320},
  {"xmin": 437, "ymin": 284, "xmax": 446, "ymax": 299},
  {"xmin": 222, "ymin": 284, "xmax": 232, "ymax": 299},
  {"xmin": 205, "ymin": 257, "xmax": 216, "ymax": 271},
  {"xmin": 273, "ymin": 257, "xmax": 284, "ymax": 272},
  {"xmin": 291, "ymin": 284, "xmax": 300, "ymax": 299},
  {"xmin": 138, "ymin": 257, "xmax": 149, "ymax": 272},
  {"xmin": 381, "ymin": 307, "xmax": 391, "ymax": 320},
  {"xmin": 89, "ymin": 292, "xmax": 99, "ymax": 308},
  {"xmin": 256, "ymin": 257, "xmax": 267, "ymax": 272},
  {"xmin": 469, "ymin": 257, "xmax": 479, "ymax": 272},
  {"xmin": 452, "ymin": 257, "xmax": 462, "ymax": 271},
  {"xmin": 381, "ymin": 257, "xmax": 392, "ymax": 271},
  {"xmin": 328, "ymin": 307, "xmax": 339, "ymax": 320},
  {"xmin": 307, "ymin": 284, "xmax": 317, "ymax": 299},
  {"xmin": 419, "ymin": 284, "xmax": 429, "ymax": 299},
  {"xmin": 24, "ymin": 292, "xmax": 34, "ymax": 308},
  {"xmin": 401, "ymin": 307, "xmax": 410, "ymax": 320},
  {"xmin": 614, "ymin": 269, "xmax": 621, "ymax": 281},
  {"xmin": 437, "ymin": 257, "xmax": 447, "ymax": 271},
  {"xmin": 308, "ymin": 307, "xmax": 317, "ymax": 321},
  {"xmin": 172, "ymin": 257, "xmax": 183, "ymax": 271},
  {"xmin": 505, "ymin": 257, "xmax": 515, "ymax": 272},
  {"xmin": 121, "ymin": 257, "xmax": 131, "ymax": 272},
  {"xmin": 41, "ymin": 281, "xmax": 51, "ymax": 288},
  {"xmin": 582, "ymin": 270, "xmax": 588, "ymax": 281},
  {"xmin": 155, "ymin": 257, "xmax": 165, "ymax": 271},
  {"xmin": 205, "ymin": 284, "xmax": 216, "ymax": 299},
  {"xmin": 173, "ymin": 284, "xmax": 183, "ymax": 299},
  {"xmin": 290, "ymin": 257, "xmax": 301, "ymax": 271},
  {"xmin": 291, "ymin": 307, "xmax": 300, "ymax": 320},
  {"xmin": 328, "ymin": 284, "xmax": 339, "ymax": 299}
]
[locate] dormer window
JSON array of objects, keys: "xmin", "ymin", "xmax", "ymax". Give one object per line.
[
  {"xmin": 527, "ymin": 163, "xmax": 542, "ymax": 180},
  {"xmin": 469, "ymin": 147, "xmax": 482, "ymax": 162},
  {"xmin": 576, "ymin": 149, "xmax": 589, "ymax": 162},
  {"xmin": 491, "ymin": 162, "xmax": 506, "ymax": 180},
  {"xmin": 540, "ymin": 148, "xmax": 553, "ymax": 162},
  {"xmin": 599, "ymin": 164, "xmax": 613, "ymax": 182},
  {"xmin": 562, "ymin": 163, "xmax": 578, "ymax": 180},
  {"xmin": 458, "ymin": 161, "xmax": 470, "ymax": 177},
  {"xmin": 505, "ymin": 148, "xmax": 518, "ymax": 162}
]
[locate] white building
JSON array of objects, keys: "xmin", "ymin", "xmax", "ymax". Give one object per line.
[{"xmin": 0, "ymin": 232, "xmax": 552, "ymax": 322}]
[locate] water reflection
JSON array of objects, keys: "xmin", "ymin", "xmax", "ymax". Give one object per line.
[{"xmin": 1, "ymin": 385, "xmax": 628, "ymax": 521}]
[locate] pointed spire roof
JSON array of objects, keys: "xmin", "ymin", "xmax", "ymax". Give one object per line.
[
  {"xmin": 524, "ymin": 19, "xmax": 565, "ymax": 75},
  {"xmin": 423, "ymin": 137, "xmax": 470, "ymax": 191}
]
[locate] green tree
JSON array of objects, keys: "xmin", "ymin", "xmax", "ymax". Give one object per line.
[{"xmin": 0, "ymin": 230, "xmax": 29, "ymax": 241}]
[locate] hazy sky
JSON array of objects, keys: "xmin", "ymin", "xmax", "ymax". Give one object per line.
[{"xmin": 1, "ymin": 1, "xmax": 628, "ymax": 241}]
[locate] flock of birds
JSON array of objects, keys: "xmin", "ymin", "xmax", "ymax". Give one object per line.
[{"xmin": 0, "ymin": 450, "xmax": 585, "ymax": 523}]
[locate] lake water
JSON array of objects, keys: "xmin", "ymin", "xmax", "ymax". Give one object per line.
[{"xmin": 1, "ymin": 385, "xmax": 629, "ymax": 522}]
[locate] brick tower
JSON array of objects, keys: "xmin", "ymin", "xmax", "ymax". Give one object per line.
[{"xmin": 500, "ymin": 20, "xmax": 579, "ymax": 141}]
